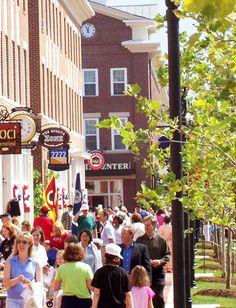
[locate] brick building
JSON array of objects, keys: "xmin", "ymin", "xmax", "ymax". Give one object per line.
[
  {"xmin": 82, "ymin": 2, "xmax": 167, "ymax": 211},
  {"xmin": 0, "ymin": 0, "xmax": 94, "ymax": 220}
]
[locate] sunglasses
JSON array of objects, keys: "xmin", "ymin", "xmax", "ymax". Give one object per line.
[{"xmin": 16, "ymin": 240, "xmax": 28, "ymax": 245}]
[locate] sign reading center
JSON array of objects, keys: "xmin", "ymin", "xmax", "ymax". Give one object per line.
[
  {"xmin": 39, "ymin": 127, "xmax": 70, "ymax": 149},
  {"xmin": 87, "ymin": 151, "xmax": 105, "ymax": 171}
]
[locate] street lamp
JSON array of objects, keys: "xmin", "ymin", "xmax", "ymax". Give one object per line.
[{"xmin": 165, "ymin": 1, "xmax": 186, "ymax": 307}]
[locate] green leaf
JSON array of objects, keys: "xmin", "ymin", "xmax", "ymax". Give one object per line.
[
  {"xmin": 174, "ymin": 9, "xmax": 185, "ymax": 19},
  {"xmin": 188, "ymin": 33, "xmax": 201, "ymax": 46}
]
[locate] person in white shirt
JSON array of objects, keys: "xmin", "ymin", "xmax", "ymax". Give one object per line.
[
  {"xmin": 112, "ymin": 214, "xmax": 124, "ymax": 245},
  {"xmin": 99, "ymin": 209, "xmax": 115, "ymax": 264},
  {"xmin": 131, "ymin": 212, "xmax": 145, "ymax": 241},
  {"xmin": 31, "ymin": 226, "xmax": 48, "ymax": 267}
]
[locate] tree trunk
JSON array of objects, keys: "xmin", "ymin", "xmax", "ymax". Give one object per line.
[
  {"xmin": 226, "ymin": 228, "xmax": 232, "ymax": 289},
  {"xmin": 221, "ymin": 226, "xmax": 226, "ymax": 278},
  {"xmin": 213, "ymin": 224, "xmax": 219, "ymax": 259}
]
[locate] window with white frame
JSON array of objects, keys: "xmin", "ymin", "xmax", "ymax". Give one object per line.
[
  {"xmin": 110, "ymin": 68, "xmax": 127, "ymax": 96},
  {"xmin": 83, "ymin": 69, "xmax": 98, "ymax": 96},
  {"xmin": 84, "ymin": 118, "xmax": 99, "ymax": 151},
  {"xmin": 112, "ymin": 117, "xmax": 128, "ymax": 150}
]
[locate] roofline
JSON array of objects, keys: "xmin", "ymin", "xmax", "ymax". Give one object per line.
[
  {"xmin": 89, "ymin": 1, "xmax": 153, "ymax": 21},
  {"xmin": 61, "ymin": 0, "xmax": 95, "ymax": 26}
]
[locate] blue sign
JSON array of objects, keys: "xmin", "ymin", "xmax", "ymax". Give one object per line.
[
  {"xmin": 48, "ymin": 147, "xmax": 69, "ymax": 171},
  {"xmin": 158, "ymin": 136, "xmax": 170, "ymax": 150}
]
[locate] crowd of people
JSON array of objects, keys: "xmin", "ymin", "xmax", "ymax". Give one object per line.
[{"xmin": 0, "ymin": 202, "xmax": 173, "ymax": 308}]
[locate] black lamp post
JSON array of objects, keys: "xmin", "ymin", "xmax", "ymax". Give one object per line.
[{"xmin": 165, "ymin": 1, "xmax": 186, "ymax": 307}]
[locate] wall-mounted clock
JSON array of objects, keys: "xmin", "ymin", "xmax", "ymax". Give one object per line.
[
  {"xmin": 81, "ymin": 23, "xmax": 96, "ymax": 39},
  {"xmin": 11, "ymin": 114, "xmax": 36, "ymax": 143}
]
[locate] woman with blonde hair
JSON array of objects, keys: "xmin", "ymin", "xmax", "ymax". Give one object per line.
[
  {"xmin": 130, "ymin": 265, "xmax": 155, "ymax": 308},
  {"xmin": 21, "ymin": 220, "xmax": 31, "ymax": 232},
  {"xmin": 3, "ymin": 232, "xmax": 43, "ymax": 308},
  {"xmin": 50, "ymin": 221, "xmax": 70, "ymax": 250}
]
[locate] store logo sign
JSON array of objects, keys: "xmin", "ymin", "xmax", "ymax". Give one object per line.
[
  {"xmin": 39, "ymin": 127, "xmax": 70, "ymax": 149},
  {"xmin": 0, "ymin": 123, "xmax": 21, "ymax": 154},
  {"xmin": 87, "ymin": 151, "xmax": 105, "ymax": 171}
]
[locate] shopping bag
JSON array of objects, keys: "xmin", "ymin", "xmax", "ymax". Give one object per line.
[{"xmin": 21, "ymin": 281, "xmax": 46, "ymax": 308}]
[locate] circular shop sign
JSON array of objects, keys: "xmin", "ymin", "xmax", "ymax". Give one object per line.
[
  {"xmin": 39, "ymin": 127, "xmax": 70, "ymax": 149},
  {"xmin": 87, "ymin": 151, "xmax": 105, "ymax": 171}
]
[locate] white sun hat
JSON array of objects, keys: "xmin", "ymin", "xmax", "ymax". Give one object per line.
[
  {"xmin": 105, "ymin": 243, "xmax": 123, "ymax": 259},
  {"xmin": 80, "ymin": 203, "xmax": 89, "ymax": 211}
]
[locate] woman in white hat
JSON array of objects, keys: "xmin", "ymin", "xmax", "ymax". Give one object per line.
[{"xmin": 91, "ymin": 243, "xmax": 134, "ymax": 308}]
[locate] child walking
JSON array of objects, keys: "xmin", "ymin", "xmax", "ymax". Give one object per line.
[
  {"xmin": 50, "ymin": 250, "xmax": 65, "ymax": 308},
  {"xmin": 130, "ymin": 265, "xmax": 155, "ymax": 308}
]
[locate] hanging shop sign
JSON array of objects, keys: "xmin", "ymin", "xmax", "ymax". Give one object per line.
[
  {"xmin": 0, "ymin": 123, "xmax": 21, "ymax": 154},
  {"xmin": 86, "ymin": 151, "xmax": 105, "ymax": 171},
  {"xmin": 48, "ymin": 147, "xmax": 70, "ymax": 171},
  {"xmin": 39, "ymin": 127, "xmax": 70, "ymax": 149}
]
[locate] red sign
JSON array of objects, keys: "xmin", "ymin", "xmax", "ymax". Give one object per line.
[
  {"xmin": 0, "ymin": 123, "xmax": 21, "ymax": 154},
  {"xmin": 87, "ymin": 151, "xmax": 105, "ymax": 170},
  {"xmin": 39, "ymin": 127, "xmax": 70, "ymax": 149}
]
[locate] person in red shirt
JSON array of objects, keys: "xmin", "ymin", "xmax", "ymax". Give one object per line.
[
  {"xmin": 33, "ymin": 206, "xmax": 53, "ymax": 241},
  {"xmin": 50, "ymin": 221, "xmax": 70, "ymax": 250}
]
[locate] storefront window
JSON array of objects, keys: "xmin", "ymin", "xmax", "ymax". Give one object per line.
[
  {"xmin": 86, "ymin": 181, "xmax": 95, "ymax": 193},
  {"xmin": 110, "ymin": 180, "xmax": 122, "ymax": 193},
  {"xmin": 100, "ymin": 181, "xmax": 108, "ymax": 193},
  {"xmin": 86, "ymin": 179, "xmax": 123, "ymax": 208}
]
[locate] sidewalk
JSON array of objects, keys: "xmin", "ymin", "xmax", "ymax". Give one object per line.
[{"xmin": 164, "ymin": 273, "xmax": 220, "ymax": 308}]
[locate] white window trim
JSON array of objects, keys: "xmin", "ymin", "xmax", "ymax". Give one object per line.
[
  {"xmin": 84, "ymin": 118, "xmax": 100, "ymax": 151},
  {"xmin": 83, "ymin": 69, "xmax": 99, "ymax": 96},
  {"xmin": 111, "ymin": 117, "xmax": 128, "ymax": 150},
  {"xmin": 110, "ymin": 68, "xmax": 127, "ymax": 96}
]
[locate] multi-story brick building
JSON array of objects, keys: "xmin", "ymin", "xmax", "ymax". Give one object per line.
[
  {"xmin": 82, "ymin": 1, "xmax": 167, "ymax": 211},
  {"xmin": 0, "ymin": 0, "xmax": 94, "ymax": 220}
]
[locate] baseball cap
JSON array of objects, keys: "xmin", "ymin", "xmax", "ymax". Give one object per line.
[
  {"xmin": 97, "ymin": 204, "xmax": 103, "ymax": 210},
  {"xmin": 80, "ymin": 204, "xmax": 89, "ymax": 211},
  {"xmin": 41, "ymin": 205, "xmax": 50, "ymax": 212},
  {"xmin": 105, "ymin": 243, "xmax": 123, "ymax": 259},
  {"xmin": 0, "ymin": 213, "xmax": 11, "ymax": 219}
]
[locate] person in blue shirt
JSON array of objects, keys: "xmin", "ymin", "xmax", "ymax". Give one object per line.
[
  {"xmin": 3, "ymin": 232, "xmax": 43, "ymax": 308},
  {"xmin": 119, "ymin": 226, "xmax": 151, "ymax": 279}
]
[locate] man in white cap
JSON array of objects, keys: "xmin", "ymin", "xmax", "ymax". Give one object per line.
[{"xmin": 73, "ymin": 203, "xmax": 97, "ymax": 238}]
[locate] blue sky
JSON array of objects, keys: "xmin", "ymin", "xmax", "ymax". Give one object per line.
[{"xmin": 157, "ymin": 1, "xmax": 196, "ymax": 53}]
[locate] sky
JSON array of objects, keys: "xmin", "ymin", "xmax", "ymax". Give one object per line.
[{"xmin": 91, "ymin": 1, "xmax": 196, "ymax": 54}]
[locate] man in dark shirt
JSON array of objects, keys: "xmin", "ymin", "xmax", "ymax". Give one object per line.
[{"xmin": 136, "ymin": 215, "xmax": 170, "ymax": 308}]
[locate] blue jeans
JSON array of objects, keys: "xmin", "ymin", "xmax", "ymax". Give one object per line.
[{"xmin": 6, "ymin": 297, "xmax": 24, "ymax": 308}]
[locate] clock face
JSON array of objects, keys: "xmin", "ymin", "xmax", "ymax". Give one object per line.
[
  {"xmin": 81, "ymin": 23, "xmax": 96, "ymax": 39},
  {"xmin": 11, "ymin": 114, "xmax": 36, "ymax": 143}
]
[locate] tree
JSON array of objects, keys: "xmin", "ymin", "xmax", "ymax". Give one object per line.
[
  {"xmin": 99, "ymin": 0, "xmax": 236, "ymax": 288},
  {"xmin": 33, "ymin": 169, "xmax": 59, "ymax": 218}
]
